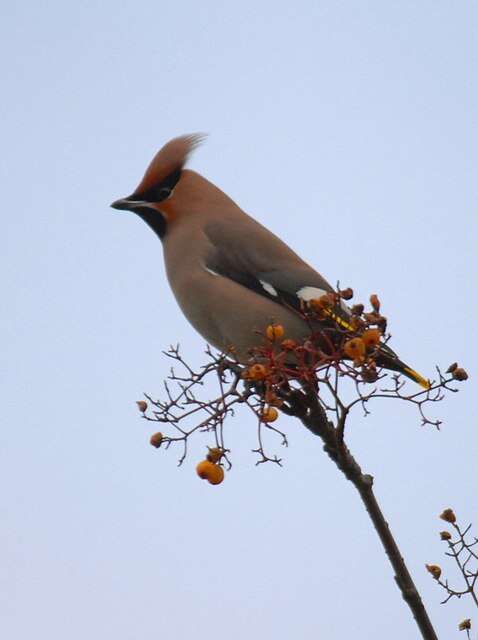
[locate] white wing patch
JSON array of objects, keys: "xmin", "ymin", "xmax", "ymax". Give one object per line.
[
  {"xmin": 204, "ymin": 265, "xmax": 220, "ymax": 277},
  {"xmin": 259, "ymin": 280, "xmax": 278, "ymax": 297},
  {"xmin": 297, "ymin": 285, "xmax": 350, "ymax": 313},
  {"xmin": 296, "ymin": 286, "xmax": 328, "ymax": 301}
]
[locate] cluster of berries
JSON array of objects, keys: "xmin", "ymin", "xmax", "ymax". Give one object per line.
[{"xmin": 243, "ymin": 291, "xmax": 388, "ymax": 394}]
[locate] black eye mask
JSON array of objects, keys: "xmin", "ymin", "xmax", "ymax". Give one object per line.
[{"xmin": 139, "ymin": 168, "xmax": 182, "ymax": 203}]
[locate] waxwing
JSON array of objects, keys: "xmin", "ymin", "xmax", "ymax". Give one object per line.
[{"xmin": 112, "ymin": 134, "xmax": 429, "ymax": 388}]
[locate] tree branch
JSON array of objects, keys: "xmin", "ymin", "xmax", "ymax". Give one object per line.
[
  {"xmin": 297, "ymin": 386, "xmax": 439, "ymax": 640},
  {"xmin": 139, "ymin": 291, "xmax": 468, "ymax": 638}
]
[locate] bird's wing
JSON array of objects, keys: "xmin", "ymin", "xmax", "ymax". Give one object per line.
[
  {"xmin": 203, "ymin": 220, "xmax": 431, "ymax": 387},
  {"xmin": 203, "ymin": 219, "xmax": 353, "ymax": 329}
]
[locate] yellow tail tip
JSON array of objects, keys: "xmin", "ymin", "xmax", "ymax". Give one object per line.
[{"xmin": 403, "ymin": 367, "xmax": 431, "ymax": 389}]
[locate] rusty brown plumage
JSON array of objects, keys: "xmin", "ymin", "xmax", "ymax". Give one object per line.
[{"xmin": 133, "ymin": 133, "xmax": 205, "ymax": 196}]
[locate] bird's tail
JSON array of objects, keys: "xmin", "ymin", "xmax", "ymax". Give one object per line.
[{"xmin": 376, "ymin": 344, "xmax": 430, "ymax": 389}]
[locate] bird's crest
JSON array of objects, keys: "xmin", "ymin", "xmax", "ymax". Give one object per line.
[{"xmin": 133, "ymin": 133, "xmax": 206, "ymax": 196}]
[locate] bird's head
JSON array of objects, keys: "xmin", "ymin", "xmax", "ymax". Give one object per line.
[{"xmin": 111, "ymin": 133, "xmax": 206, "ymax": 238}]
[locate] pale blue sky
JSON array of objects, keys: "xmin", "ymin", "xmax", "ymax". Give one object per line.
[{"xmin": 2, "ymin": 2, "xmax": 477, "ymax": 638}]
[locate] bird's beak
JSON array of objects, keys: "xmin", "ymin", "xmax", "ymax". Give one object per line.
[
  {"xmin": 111, "ymin": 197, "xmax": 132, "ymax": 210},
  {"xmin": 111, "ymin": 197, "xmax": 148, "ymax": 211}
]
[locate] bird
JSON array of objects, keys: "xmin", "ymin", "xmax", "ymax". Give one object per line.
[{"xmin": 111, "ymin": 134, "xmax": 430, "ymax": 388}]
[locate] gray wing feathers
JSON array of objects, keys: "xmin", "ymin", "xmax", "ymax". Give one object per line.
[{"xmin": 204, "ymin": 219, "xmax": 334, "ymax": 306}]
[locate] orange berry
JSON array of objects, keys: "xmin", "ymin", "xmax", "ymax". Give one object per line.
[
  {"xmin": 149, "ymin": 432, "xmax": 163, "ymax": 448},
  {"xmin": 196, "ymin": 460, "xmax": 216, "ymax": 480},
  {"xmin": 261, "ymin": 407, "xmax": 279, "ymax": 422},
  {"xmin": 266, "ymin": 324, "xmax": 285, "ymax": 341},
  {"xmin": 361, "ymin": 328, "xmax": 382, "ymax": 349},
  {"xmin": 310, "ymin": 293, "xmax": 334, "ymax": 311},
  {"xmin": 207, "ymin": 447, "xmax": 223, "ymax": 463},
  {"xmin": 344, "ymin": 338, "xmax": 366, "ymax": 361},
  {"xmin": 207, "ymin": 464, "xmax": 225, "ymax": 485},
  {"xmin": 245, "ymin": 364, "xmax": 269, "ymax": 380},
  {"xmin": 136, "ymin": 400, "xmax": 148, "ymax": 413}
]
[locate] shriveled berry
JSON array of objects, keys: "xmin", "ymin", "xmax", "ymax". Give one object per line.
[
  {"xmin": 458, "ymin": 619, "xmax": 471, "ymax": 631},
  {"xmin": 207, "ymin": 447, "xmax": 224, "ymax": 463},
  {"xmin": 370, "ymin": 294, "xmax": 381, "ymax": 312},
  {"xmin": 452, "ymin": 367, "xmax": 468, "ymax": 381},
  {"xmin": 339, "ymin": 287, "xmax": 354, "ymax": 300},
  {"xmin": 425, "ymin": 564, "xmax": 442, "ymax": 580},
  {"xmin": 440, "ymin": 508, "xmax": 456, "ymax": 524},
  {"xmin": 149, "ymin": 432, "xmax": 163, "ymax": 448}
]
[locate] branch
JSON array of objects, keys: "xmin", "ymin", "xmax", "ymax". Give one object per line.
[
  {"xmin": 427, "ymin": 510, "xmax": 478, "ymax": 634},
  {"xmin": 295, "ymin": 386, "xmax": 438, "ymax": 640},
  {"xmin": 135, "ymin": 290, "xmax": 469, "ymax": 638}
]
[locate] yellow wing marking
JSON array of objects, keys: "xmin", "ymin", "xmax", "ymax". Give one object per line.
[
  {"xmin": 403, "ymin": 367, "xmax": 431, "ymax": 390},
  {"xmin": 324, "ymin": 308, "xmax": 354, "ymax": 331}
]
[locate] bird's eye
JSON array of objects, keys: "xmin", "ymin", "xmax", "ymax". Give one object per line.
[
  {"xmin": 157, "ymin": 187, "xmax": 172, "ymax": 200},
  {"xmin": 140, "ymin": 168, "xmax": 181, "ymax": 203}
]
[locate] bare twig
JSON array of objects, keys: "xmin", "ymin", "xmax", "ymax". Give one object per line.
[{"xmin": 136, "ymin": 291, "xmax": 468, "ymax": 639}]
